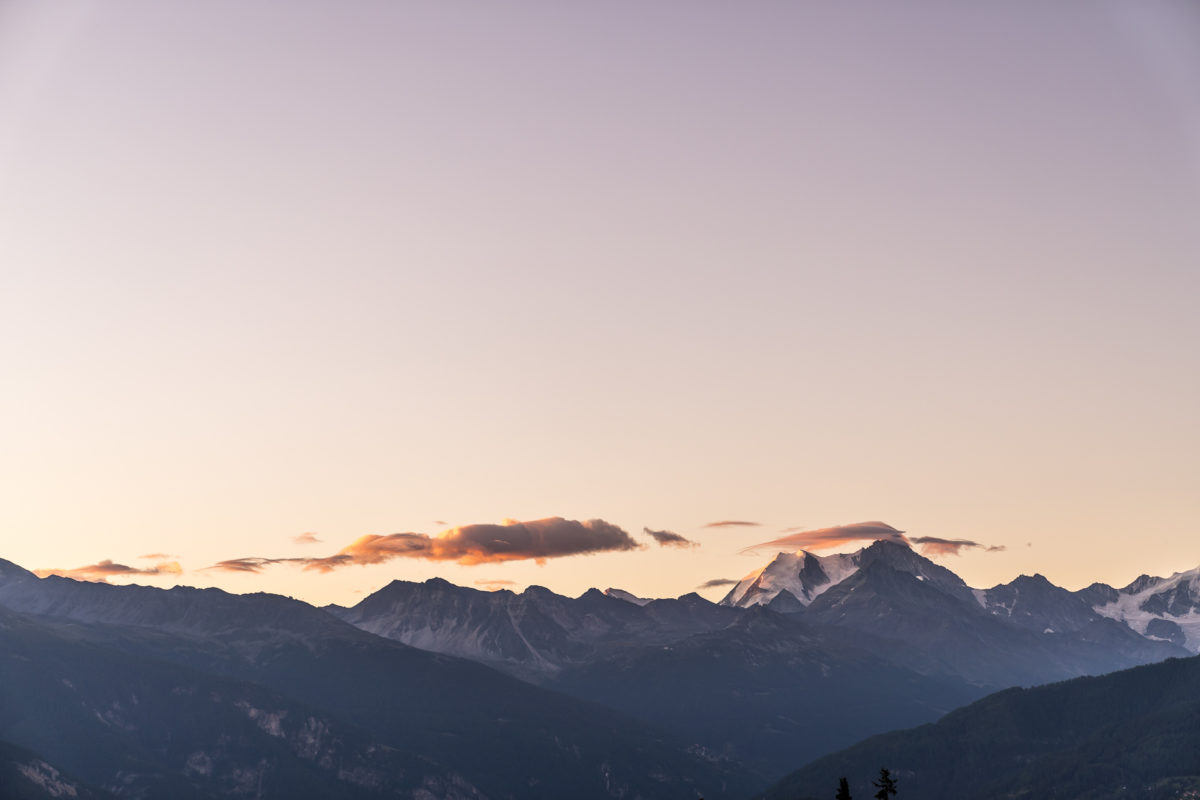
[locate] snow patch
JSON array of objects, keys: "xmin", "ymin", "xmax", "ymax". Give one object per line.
[
  {"xmin": 17, "ymin": 761, "xmax": 78, "ymax": 798},
  {"xmin": 236, "ymin": 701, "xmax": 286, "ymax": 737},
  {"xmin": 185, "ymin": 751, "xmax": 213, "ymax": 776}
]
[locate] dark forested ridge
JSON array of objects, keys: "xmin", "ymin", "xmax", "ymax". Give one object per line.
[{"xmin": 761, "ymin": 654, "xmax": 1200, "ymax": 800}]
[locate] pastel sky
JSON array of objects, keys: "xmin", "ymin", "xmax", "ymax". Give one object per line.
[{"xmin": 2, "ymin": 0, "xmax": 1197, "ymax": 606}]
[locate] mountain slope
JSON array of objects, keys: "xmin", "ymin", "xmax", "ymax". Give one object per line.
[
  {"xmin": 550, "ymin": 606, "xmax": 988, "ymax": 780},
  {"xmin": 0, "ymin": 561, "xmax": 759, "ymax": 799},
  {"xmin": 0, "ymin": 604, "xmax": 433, "ymax": 798},
  {"xmin": 760, "ymin": 654, "xmax": 1200, "ymax": 800},
  {"xmin": 0, "ymin": 740, "xmax": 115, "ymax": 800}
]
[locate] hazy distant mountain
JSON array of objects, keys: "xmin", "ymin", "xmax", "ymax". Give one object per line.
[
  {"xmin": 759, "ymin": 653, "xmax": 1200, "ymax": 800},
  {"xmin": 0, "ymin": 559, "xmax": 758, "ymax": 800},
  {"xmin": 603, "ymin": 587, "xmax": 653, "ymax": 606},
  {"xmin": 1080, "ymin": 567, "xmax": 1200, "ymax": 651}
]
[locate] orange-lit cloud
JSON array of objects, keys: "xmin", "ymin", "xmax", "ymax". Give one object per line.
[
  {"xmin": 292, "ymin": 532, "xmax": 322, "ymax": 545},
  {"xmin": 704, "ymin": 520, "xmax": 762, "ymax": 528},
  {"xmin": 299, "ymin": 533, "xmax": 431, "ymax": 571},
  {"xmin": 697, "ymin": 578, "xmax": 738, "ymax": 588},
  {"xmin": 138, "ymin": 552, "xmax": 176, "ymax": 560},
  {"xmin": 35, "ymin": 559, "xmax": 183, "ymax": 583},
  {"xmin": 308, "ymin": 517, "xmax": 642, "ymax": 569},
  {"xmin": 207, "ymin": 517, "xmax": 643, "ymax": 574},
  {"xmin": 643, "ymin": 527, "xmax": 698, "ymax": 548},
  {"xmin": 910, "ymin": 536, "xmax": 1006, "ymax": 556},
  {"xmin": 746, "ymin": 521, "xmax": 909, "ymax": 552}
]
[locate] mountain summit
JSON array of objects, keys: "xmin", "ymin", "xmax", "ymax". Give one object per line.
[{"xmin": 721, "ymin": 539, "xmax": 969, "ymax": 608}]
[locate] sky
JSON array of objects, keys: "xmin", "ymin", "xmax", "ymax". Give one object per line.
[{"xmin": 1, "ymin": 0, "xmax": 1197, "ymax": 607}]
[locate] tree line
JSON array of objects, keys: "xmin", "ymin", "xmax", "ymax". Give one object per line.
[{"xmin": 835, "ymin": 767, "xmax": 897, "ymax": 800}]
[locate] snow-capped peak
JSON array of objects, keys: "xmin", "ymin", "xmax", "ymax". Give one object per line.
[{"xmin": 720, "ymin": 549, "xmax": 860, "ymax": 608}]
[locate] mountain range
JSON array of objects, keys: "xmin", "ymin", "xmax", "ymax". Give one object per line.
[
  {"xmin": 0, "ymin": 559, "xmax": 754, "ymax": 799},
  {"xmin": 2, "ymin": 540, "xmax": 1199, "ymax": 797}
]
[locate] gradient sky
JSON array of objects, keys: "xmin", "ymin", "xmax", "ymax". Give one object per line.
[{"xmin": 2, "ymin": 0, "xmax": 1197, "ymax": 606}]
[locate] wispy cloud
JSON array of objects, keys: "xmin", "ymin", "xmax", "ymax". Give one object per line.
[
  {"xmin": 35, "ymin": 559, "xmax": 183, "ymax": 583},
  {"xmin": 909, "ymin": 536, "xmax": 1006, "ymax": 556},
  {"xmin": 292, "ymin": 532, "xmax": 322, "ymax": 545},
  {"xmin": 205, "ymin": 557, "xmax": 289, "ymax": 574},
  {"xmin": 207, "ymin": 517, "xmax": 643, "ymax": 574},
  {"xmin": 704, "ymin": 520, "xmax": 761, "ymax": 528},
  {"xmin": 745, "ymin": 522, "xmax": 1004, "ymax": 557},
  {"xmin": 697, "ymin": 578, "xmax": 738, "ymax": 589},
  {"xmin": 138, "ymin": 552, "xmax": 176, "ymax": 560},
  {"xmin": 643, "ymin": 527, "xmax": 698, "ymax": 548},
  {"xmin": 746, "ymin": 521, "xmax": 909, "ymax": 553}
]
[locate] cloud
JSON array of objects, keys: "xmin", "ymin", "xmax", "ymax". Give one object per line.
[
  {"xmin": 743, "ymin": 522, "xmax": 1005, "ymax": 557},
  {"xmin": 643, "ymin": 527, "xmax": 698, "ymax": 548},
  {"xmin": 298, "ymin": 534, "xmax": 427, "ymax": 572},
  {"xmin": 205, "ymin": 557, "xmax": 289, "ymax": 574},
  {"xmin": 433, "ymin": 520, "xmax": 447, "ymax": 526},
  {"xmin": 207, "ymin": 517, "xmax": 643, "ymax": 575},
  {"xmin": 909, "ymin": 536, "xmax": 1006, "ymax": 556},
  {"xmin": 697, "ymin": 578, "xmax": 739, "ymax": 589},
  {"xmin": 746, "ymin": 521, "xmax": 909, "ymax": 553},
  {"xmin": 138, "ymin": 552, "xmax": 176, "ymax": 560},
  {"xmin": 312, "ymin": 518, "xmax": 641, "ymax": 569},
  {"xmin": 292, "ymin": 532, "xmax": 322, "ymax": 545},
  {"xmin": 704, "ymin": 520, "xmax": 761, "ymax": 528},
  {"xmin": 35, "ymin": 559, "xmax": 183, "ymax": 583}
]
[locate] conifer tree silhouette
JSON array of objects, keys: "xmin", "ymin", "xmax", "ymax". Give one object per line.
[
  {"xmin": 836, "ymin": 776, "xmax": 853, "ymax": 800},
  {"xmin": 873, "ymin": 768, "xmax": 897, "ymax": 800}
]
